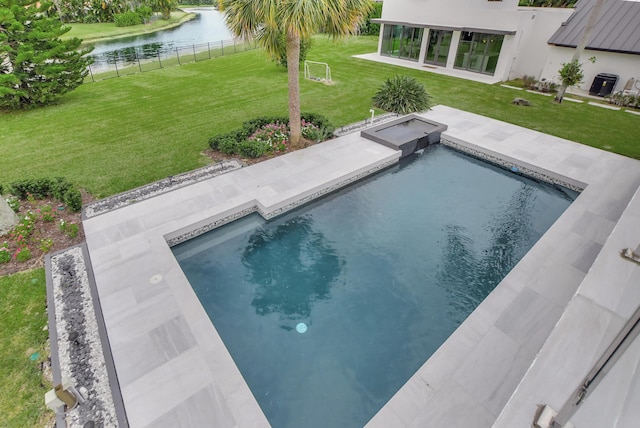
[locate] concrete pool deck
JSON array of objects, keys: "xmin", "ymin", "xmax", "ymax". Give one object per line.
[{"xmin": 82, "ymin": 105, "xmax": 640, "ymax": 427}]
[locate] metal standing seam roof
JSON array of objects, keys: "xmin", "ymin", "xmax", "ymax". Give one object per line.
[{"xmin": 548, "ymin": 0, "xmax": 640, "ymax": 54}]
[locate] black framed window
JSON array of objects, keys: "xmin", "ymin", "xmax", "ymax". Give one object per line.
[
  {"xmin": 454, "ymin": 32, "xmax": 503, "ymax": 75},
  {"xmin": 381, "ymin": 25, "xmax": 423, "ymax": 62}
]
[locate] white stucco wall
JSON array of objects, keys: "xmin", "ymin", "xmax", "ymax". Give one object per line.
[
  {"xmin": 507, "ymin": 7, "xmax": 574, "ymax": 80},
  {"xmin": 380, "ymin": 0, "xmax": 523, "ymax": 32},
  {"xmin": 540, "ymin": 47, "xmax": 640, "ymax": 93}
]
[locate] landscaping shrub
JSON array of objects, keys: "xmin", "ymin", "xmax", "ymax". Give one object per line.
[
  {"xmin": 51, "ymin": 177, "xmax": 73, "ymax": 201},
  {"xmin": 607, "ymin": 93, "xmax": 640, "ymax": 109},
  {"xmin": 7, "ymin": 178, "xmax": 82, "ymax": 212},
  {"xmin": 304, "ymin": 125, "xmax": 334, "ymax": 143},
  {"xmin": 238, "ymin": 140, "xmax": 271, "ymax": 158},
  {"xmin": 59, "ymin": 220, "xmax": 80, "ymax": 239},
  {"xmin": 248, "ymin": 122, "xmax": 289, "ymax": 146},
  {"xmin": 208, "ymin": 113, "xmax": 333, "ymax": 158},
  {"xmin": 218, "ymin": 137, "xmax": 239, "ymax": 155},
  {"xmin": 114, "ymin": 11, "xmax": 143, "ymax": 27},
  {"xmin": 136, "ymin": 6, "xmax": 154, "ymax": 23},
  {"xmin": 522, "ymin": 75, "xmax": 536, "ymax": 90},
  {"xmin": 0, "ymin": 245, "xmax": 10, "ymax": 264},
  {"xmin": 64, "ymin": 189, "xmax": 83, "ymax": 212},
  {"xmin": 15, "ymin": 247, "xmax": 32, "ymax": 263},
  {"xmin": 9, "ymin": 178, "xmax": 54, "ymax": 199},
  {"xmin": 242, "ymin": 116, "xmax": 287, "ymax": 134},
  {"xmin": 301, "ymin": 112, "xmax": 333, "ymax": 133},
  {"xmin": 209, "ymin": 129, "xmax": 249, "ymax": 150},
  {"xmin": 534, "ymin": 79, "xmax": 558, "ymax": 93},
  {"xmin": 372, "ymin": 75, "xmax": 432, "ymax": 114},
  {"xmin": 39, "ymin": 238, "xmax": 54, "ymax": 253}
]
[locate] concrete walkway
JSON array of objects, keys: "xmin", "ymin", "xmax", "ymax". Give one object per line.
[{"xmin": 83, "ymin": 105, "xmax": 640, "ymax": 427}]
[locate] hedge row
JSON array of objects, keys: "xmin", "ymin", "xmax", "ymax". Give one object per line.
[{"xmin": 2, "ymin": 177, "xmax": 82, "ymax": 212}]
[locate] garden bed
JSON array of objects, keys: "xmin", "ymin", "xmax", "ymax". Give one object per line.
[{"xmin": 0, "ymin": 196, "xmax": 86, "ymax": 277}]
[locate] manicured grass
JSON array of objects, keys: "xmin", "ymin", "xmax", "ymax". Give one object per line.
[
  {"xmin": 1, "ymin": 36, "xmax": 638, "ymax": 199},
  {"xmin": 63, "ymin": 12, "xmax": 194, "ymax": 44},
  {"xmin": 0, "ymin": 269, "xmax": 52, "ymax": 427}
]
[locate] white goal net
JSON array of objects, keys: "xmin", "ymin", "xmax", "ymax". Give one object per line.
[{"xmin": 304, "ymin": 61, "xmax": 332, "ymax": 84}]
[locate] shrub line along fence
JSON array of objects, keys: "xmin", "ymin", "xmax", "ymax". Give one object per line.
[{"xmin": 86, "ymin": 38, "xmax": 257, "ymax": 82}]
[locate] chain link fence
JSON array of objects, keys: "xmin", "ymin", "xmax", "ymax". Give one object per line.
[{"xmin": 86, "ymin": 38, "xmax": 257, "ymax": 82}]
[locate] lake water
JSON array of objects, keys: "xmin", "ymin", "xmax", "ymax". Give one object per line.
[{"xmin": 90, "ymin": 8, "xmax": 234, "ymax": 63}]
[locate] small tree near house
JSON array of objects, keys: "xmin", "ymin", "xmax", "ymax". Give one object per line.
[{"xmin": 554, "ymin": 60, "xmax": 584, "ymax": 104}]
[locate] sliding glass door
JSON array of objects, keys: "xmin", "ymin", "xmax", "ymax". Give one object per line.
[
  {"xmin": 424, "ymin": 30, "xmax": 452, "ymax": 66},
  {"xmin": 454, "ymin": 32, "xmax": 503, "ymax": 75},
  {"xmin": 381, "ymin": 25, "xmax": 423, "ymax": 62}
]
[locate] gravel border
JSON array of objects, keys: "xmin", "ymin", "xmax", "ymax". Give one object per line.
[
  {"xmin": 333, "ymin": 113, "xmax": 399, "ymax": 137},
  {"xmin": 440, "ymin": 137, "xmax": 586, "ymax": 192},
  {"xmin": 46, "ymin": 244, "xmax": 127, "ymax": 428},
  {"xmin": 83, "ymin": 160, "xmax": 243, "ymax": 220},
  {"xmin": 81, "ymin": 115, "xmax": 400, "ymax": 221}
]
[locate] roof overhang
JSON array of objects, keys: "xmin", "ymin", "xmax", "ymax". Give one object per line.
[
  {"xmin": 372, "ymin": 19, "xmax": 517, "ymax": 36},
  {"xmin": 548, "ymin": 43, "xmax": 640, "ymax": 56}
]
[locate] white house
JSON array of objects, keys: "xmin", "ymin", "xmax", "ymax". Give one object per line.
[
  {"xmin": 372, "ymin": 0, "xmax": 640, "ymax": 93},
  {"xmin": 542, "ymin": 0, "xmax": 640, "ymax": 94}
]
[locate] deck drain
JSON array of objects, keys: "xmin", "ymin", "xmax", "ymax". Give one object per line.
[{"xmin": 150, "ymin": 274, "xmax": 163, "ymax": 284}]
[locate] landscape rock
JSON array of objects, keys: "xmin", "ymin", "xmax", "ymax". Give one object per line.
[
  {"xmin": 0, "ymin": 197, "xmax": 19, "ymax": 236},
  {"xmin": 512, "ymin": 97, "xmax": 531, "ymax": 106}
]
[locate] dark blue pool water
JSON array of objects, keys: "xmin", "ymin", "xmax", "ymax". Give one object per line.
[{"xmin": 173, "ymin": 144, "xmax": 577, "ymax": 428}]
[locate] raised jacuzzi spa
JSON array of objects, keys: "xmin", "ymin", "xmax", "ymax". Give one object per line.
[{"xmin": 360, "ymin": 114, "xmax": 447, "ymax": 158}]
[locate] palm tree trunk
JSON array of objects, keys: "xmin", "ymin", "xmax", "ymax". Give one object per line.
[
  {"xmin": 286, "ymin": 31, "xmax": 302, "ymax": 148},
  {"xmin": 554, "ymin": 84, "xmax": 568, "ymax": 103}
]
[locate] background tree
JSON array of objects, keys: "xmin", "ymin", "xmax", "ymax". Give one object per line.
[
  {"xmin": 554, "ymin": 0, "xmax": 604, "ymax": 103},
  {"xmin": 151, "ymin": 0, "xmax": 176, "ymax": 20},
  {"xmin": 218, "ymin": 0, "xmax": 372, "ymax": 148},
  {"xmin": 0, "ymin": 0, "xmax": 92, "ymax": 110},
  {"xmin": 273, "ymin": 33, "xmax": 312, "ymax": 68},
  {"xmin": 518, "ymin": 0, "xmax": 577, "ymax": 6},
  {"xmin": 372, "ymin": 75, "xmax": 432, "ymax": 114},
  {"xmin": 359, "ymin": 0, "xmax": 382, "ymax": 36},
  {"xmin": 54, "ymin": 0, "xmax": 128, "ymax": 23}
]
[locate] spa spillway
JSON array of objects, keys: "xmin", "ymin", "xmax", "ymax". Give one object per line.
[{"xmin": 361, "ymin": 114, "xmax": 447, "ymax": 158}]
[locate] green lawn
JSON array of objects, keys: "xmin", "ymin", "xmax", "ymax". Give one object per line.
[
  {"xmin": 2, "ymin": 35, "xmax": 639, "ymax": 200},
  {"xmin": 0, "ymin": 269, "xmax": 51, "ymax": 427},
  {"xmin": 63, "ymin": 12, "xmax": 195, "ymax": 44}
]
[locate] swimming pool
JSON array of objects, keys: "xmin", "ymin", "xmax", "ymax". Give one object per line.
[{"xmin": 172, "ymin": 144, "xmax": 576, "ymax": 427}]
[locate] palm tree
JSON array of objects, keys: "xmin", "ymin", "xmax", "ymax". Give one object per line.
[{"xmin": 218, "ymin": 0, "xmax": 372, "ymax": 148}]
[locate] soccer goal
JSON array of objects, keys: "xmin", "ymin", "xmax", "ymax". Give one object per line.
[{"xmin": 304, "ymin": 61, "xmax": 333, "ymax": 84}]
